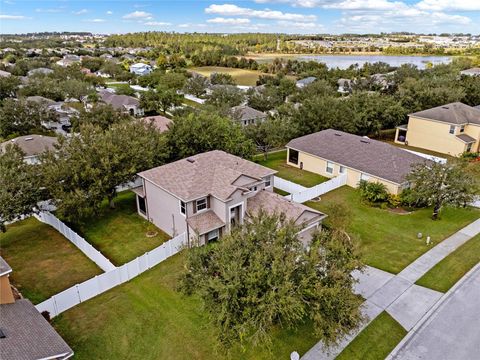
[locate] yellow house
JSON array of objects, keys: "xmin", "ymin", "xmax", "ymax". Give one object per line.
[
  {"xmin": 395, "ymin": 102, "xmax": 480, "ymax": 157},
  {"xmin": 286, "ymin": 129, "xmax": 429, "ymax": 195}
]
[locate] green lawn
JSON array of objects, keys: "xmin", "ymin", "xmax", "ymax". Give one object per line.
[
  {"xmin": 415, "ymin": 234, "xmax": 480, "ymax": 292},
  {"xmin": 274, "ymin": 188, "xmax": 290, "ymax": 196},
  {"xmin": 189, "ymin": 66, "xmax": 265, "ymax": 86},
  {"xmin": 256, "ymin": 150, "xmax": 329, "ymax": 188},
  {"xmin": 69, "ymin": 191, "xmax": 170, "ymax": 266},
  {"xmin": 53, "ymin": 252, "xmax": 319, "ymax": 360},
  {"xmin": 0, "ymin": 218, "xmax": 102, "ymax": 304},
  {"xmin": 336, "ymin": 312, "xmax": 406, "ymax": 360},
  {"xmin": 305, "ymin": 186, "xmax": 480, "ymax": 274}
]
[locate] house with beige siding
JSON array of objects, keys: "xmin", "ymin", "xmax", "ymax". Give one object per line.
[
  {"xmin": 133, "ymin": 150, "xmax": 325, "ymax": 246},
  {"xmin": 395, "ymin": 102, "xmax": 480, "ymax": 156},
  {"xmin": 286, "ymin": 129, "xmax": 428, "ymax": 195}
]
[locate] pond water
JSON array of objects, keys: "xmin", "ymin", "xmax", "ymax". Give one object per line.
[{"xmin": 296, "ymin": 55, "xmax": 452, "ymax": 70}]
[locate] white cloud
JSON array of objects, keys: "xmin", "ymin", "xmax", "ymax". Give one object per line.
[
  {"xmin": 144, "ymin": 21, "xmax": 172, "ymax": 26},
  {"xmin": 0, "ymin": 14, "xmax": 27, "ymax": 19},
  {"xmin": 277, "ymin": 20, "xmax": 323, "ymax": 29},
  {"xmin": 207, "ymin": 17, "xmax": 251, "ymax": 24},
  {"xmin": 84, "ymin": 18, "xmax": 106, "ymax": 23},
  {"xmin": 324, "ymin": 0, "xmax": 407, "ymax": 10},
  {"xmin": 73, "ymin": 9, "xmax": 88, "ymax": 15},
  {"xmin": 415, "ymin": 0, "xmax": 480, "ymax": 11},
  {"xmin": 106, "ymin": 11, "xmax": 113, "ymax": 15},
  {"xmin": 35, "ymin": 8, "xmax": 64, "ymax": 13},
  {"xmin": 205, "ymin": 4, "xmax": 316, "ymax": 21},
  {"xmin": 122, "ymin": 11, "xmax": 153, "ymax": 19}
]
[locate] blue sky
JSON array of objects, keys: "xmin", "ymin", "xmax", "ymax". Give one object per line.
[{"xmin": 1, "ymin": 1, "xmax": 479, "ymax": 34}]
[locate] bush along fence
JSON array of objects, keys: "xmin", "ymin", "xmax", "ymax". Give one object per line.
[
  {"xmin": 34, "ymin": 212, "xmax": 116, "ymax": 272},
  {"xmin": 274, "ymin": 174, "xmax": 347, "ymax": 203},
  {"xmin": 36, "ymin": 232, "xmax": 187, "ymax": 318}
]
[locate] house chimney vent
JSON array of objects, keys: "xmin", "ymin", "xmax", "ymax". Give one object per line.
[{"xmin": 186, "ymin": 158, "xmax": 195, "ymax": 163}]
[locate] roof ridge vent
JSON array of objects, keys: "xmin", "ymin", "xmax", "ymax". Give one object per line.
[
  {"xmin": 25, "ymin": 137, "xmax": 33, "ymax": 141},
  {"xmin": 334, "ymin": 133, "xmax": 342, "ymax": 136},
  {"xmin": 441, "ymin": 106, "xmax": 449, "ymax": 109},
  {"xmin": 186, "ymin": 157, "xmax": 195, "ymax": 163},
  {"xmin": 360, "ymin": 139, "xmax": 370, "ymax": 144}
]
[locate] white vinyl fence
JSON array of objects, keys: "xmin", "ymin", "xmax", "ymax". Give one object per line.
[
  {"xmin": 402, "ymin": 149, "xmax": 447, "ymax": 164},
  {"xmin": 284, "ymin": 174, "xmax": 347, "ymax": 203},
  {"xmin": 274, "ymin": 176, "xmax": 307, "ymax": 194},
  {"xmin": 36, "ymin": 232, "xmax": 187, "ymax": 318},
  {"xmin": 34, "ymin": 212, "xmax": 116, "ymax": 272}
]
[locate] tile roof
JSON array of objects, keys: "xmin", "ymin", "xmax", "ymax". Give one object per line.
[
  {"xmin": 246, "ymin": 190, "xmax": 325, "ymax": 225},
  {"xmin": 409, "ymin": 102, "xmax": 480, "ymax": 125},
  {"xmin": 456, "ymin": 133, "xmax": 476, "ymax": 143},
  {"xmin": 286, "ymin": 129, "xmax": 428, "ymax": 184},
  {"xmin": 140, "ymin": 115, "xmax": 172, "ymax": 133},
  {"xmin": 230, "ymin": 105, "xmax": 267, "ymax": 122},
  {"xmin": 1, "ymin": 135, "xmax": 57, "ymax": 157},
  {"xmin": 0, "ymin": 299, "xmax": 73, "ymax": 360},
  {"xmin": 187, "ymin": 210, "xmax": 225, "ymax": 235},
  {"xmin": 139, "ymin": 150, "xmax": 276, "ymax": 201}
]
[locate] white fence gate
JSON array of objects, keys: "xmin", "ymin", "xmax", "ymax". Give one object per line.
[
  {"xmin": 285, "ymin": 174, "xmax": 347, "ymax": 203},
  {"xmin": 36, "ymin": 232, "xmax": 187, "ymax": 318},
  {"xmin": 274, "ymin": 176, "xmax": 307, "ymax": 194},
  {"xmin": 34, "ymin": 212, "xmax": 116, "ymax": 272}
]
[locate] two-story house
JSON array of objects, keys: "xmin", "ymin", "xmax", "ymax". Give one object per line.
[
  {"xmin": 133, "ymin": 150, "xmax": 326, "ymax": 246},
  {"xmin": 395, "ymin": 102, "xmax": 480, "ymax": 156}
]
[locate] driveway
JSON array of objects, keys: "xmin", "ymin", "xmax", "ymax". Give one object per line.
[{"xmin": 389, "ymin": 264, "xmax": 480, "ymax": 360}]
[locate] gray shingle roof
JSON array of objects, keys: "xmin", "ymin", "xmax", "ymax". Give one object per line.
[
  {"xmin": 286, "ymin": 129, "xmax": 428, "ymax": 184},
  {"xmin": 139, "ymin": 150, "xmax": 276, "ymax": 201},
  {"xmin": 99, "ymin": 90, "xmax": 139, "ymax": 110},
  {"xmin": 456, "ymin": 133, "xmax": 476, "ymax": 143},
  {"xmin": 296, "ymin": 76, "xmax": 316, "ymax": 85},
  {"xmin": 409, "ymin": 102, "xmax": 480, "ymax": 125},
  {"xmin": 187, "ymin": 210, "xmax": 225, "ymax": 235},
  {"xmin": 140, "ymin": 115, "xmax": 172, "ymax": 133},
  {"xmin": 230, "ymin": 105, "xmax": 267, "ymax": 122},
  {"xmin": 0, "ymin": 299, "xmax": 73, "ymax": 360},
  {"xmin": 1, "ymin": 135, "xmax": 57, "ymax": 157}
]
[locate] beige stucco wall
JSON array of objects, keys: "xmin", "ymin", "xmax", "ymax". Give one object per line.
[
  {"xmin": 464, "ymin": 124, "xmax": 480, "ymax": 153},
  {"xmin": 286, "ymin": 148, "xmax": 402, "ymax": 194},
  {"xmin": 405, "ymin": 116, "xmax": 474, "ymax": 156},
  {"xmin": 0, "ymin": 275, "xmax": 15, "ymax": 304}
]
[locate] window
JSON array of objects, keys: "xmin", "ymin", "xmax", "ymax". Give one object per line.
[
  {"xmin": 460, "ymin": 125, "xmax": 465, "ymax": 133},
  {"xmin": 466, "ymin": 143, "xmax": 473, "ymax": 152},
  {"xmin": 360, "ymin": 173, "xmax": 370, "ymax": 181},
  {"xmin": 288, "ymin": 149, "xmax": 299, "ymax": 165},
  {"xmin": 196, "ymin": 198, "xmax": 207, "ymax": 212},
  {"xmin": 264, "ymin": 176, "xmax": 271, "ymax": 187},
  {"xmin": 339, "ymin": 166, "xmax": 346, "ymax": 174},
  {"xmin": 180, "ymin": 201, "xmax": 186, "ymax": 215},
  {"xmin": 249, "ymin": 186, "xmax": 258, "ymax": 192},
  {"xmin": 326, "ymin": 161, "xmax": 334, "ymax": 174},
  {"xmin": 449, "ymin": 125, "xmax": 455, "ymax": 134},
  {"xmin": 138, "ymin": 196, "xmax": 146, "ymax": 215},
  {"xmin": 207, "ymin": 229, "xmax": 219, "ymax": 242}
]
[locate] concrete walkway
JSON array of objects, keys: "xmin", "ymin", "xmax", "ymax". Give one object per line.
[
  {"xmin": 387, "ymin": 263, "xmax": 480, "ymax": 360},
  {"xmin": 301, "ymin": 218, "xmax": 480, "ymax": 360}
]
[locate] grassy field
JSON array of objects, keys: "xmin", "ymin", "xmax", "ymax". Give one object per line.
[
  {"xmin": 416, "ymin": 234, "xmax": 480, "ymax": 292},
  {"xmin": 189, "ymin": 66, "xmax": 265, "ymax": 86},
  {"xmin": 0, "ymin": 218, "xmax": 102, "ymax": 304},
  {"xmin": 69, "ymin": 191, "xmax": 170, "ymax": 266},
  {"xmin": 53, "ymin": 252, "xmax": 320, "ymax": 360},
  {"xmin": 336, "ymin": 312, "xmax": 407, "ymax": 360},
  {"xmin": 256, "ymin": 150, "xmax": 328, "ymax": 188},
  {"xmin": 305, "ymin": 186, "xmax": 480, "ymax": 274}
]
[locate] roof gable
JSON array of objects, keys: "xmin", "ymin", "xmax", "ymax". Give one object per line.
[{"xmin": 409, "ymin": 102, "xmax": 480, "ymax": 125}]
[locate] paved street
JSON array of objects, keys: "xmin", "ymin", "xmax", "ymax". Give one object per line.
[{"xmin": 389, "ymin": 264, "xmax": 480, "ymax": 360}]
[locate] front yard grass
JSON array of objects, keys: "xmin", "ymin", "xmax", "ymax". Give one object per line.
[
  {"xmin": 0, "ymin": 217, "xmax": 102, "ymax": 304},
  {"xmin": 305, "ymin": 186, "xmax": 480, "ymax": 274},
  {"xmin": 256, "ymin": 150, "xmax": 328, "ymax": 188},
  {"xmin": 415, "ymin": 234, "xmax": 480, "ymax": 293},
  {"xmin": 336, "ymin": 312, "xmax": 406, "ymax": 360},
  {"xmin": 53, "ymin": 252, "xmax": 319, "ymax": 360},
  {"xmin": 70, "ymin": 191, "xmax": 170, "ymax": 266}
]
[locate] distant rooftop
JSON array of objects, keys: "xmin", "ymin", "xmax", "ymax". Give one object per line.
[{"xmin": 1, "ymin": 135, "xmax": 57, "ymax": 158}]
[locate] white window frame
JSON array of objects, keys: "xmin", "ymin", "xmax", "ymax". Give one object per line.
[
  {"xmin": 179, "ymin": 200, "xmax": 186, "ymax": 216},
  {"xmin": 207, "ymin": 228, "xmax": 219, "ymax": 241},
  {"xmin": 360, "ymin": 173, "xmax": 370, "ymax": 181},
  {"xmin": 264, "ymin": 176, "xmax": 272, "ymax": 187},
  {"xmin": 196, "ymin": 197, "xmax": 207, "ymax": 212},
  {"xmin": 449, "ymin": 125, "xmax": 455, "ymax": 134},
  {"xmin": 339, "ymin": 166, "xmax": 346, "ymax": 174},
  {"xmin": 326, "ymin": 161, "xmax": 334, "ymax": 174}
]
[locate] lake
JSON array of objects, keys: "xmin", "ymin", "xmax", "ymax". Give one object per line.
[{"xmin": 297, "ymin": 55, "xmax": 452, "ymax": 70}]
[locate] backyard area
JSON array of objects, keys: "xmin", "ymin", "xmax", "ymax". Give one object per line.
[
  {"xmin": 416, "ymin": 234, "xmax": 480, "ymax": 293},
  {"xmin": 68, "ymin": 191, "xmax": 170, "ymax": 266},
  {"xmin": 256, "ymin": 150, "xmax": 328, "ymax": 188},
  {"xmin": 336, "ymin": 312, "xmax": 407, "ymax": 360},
  {"xmin": 0, "ymin": 217, "xmax": 102, "ymax": 304},
  {"xmin": 305, "ymin": 186, "xmax": 480, "ymax": 274},
  {"xmin": 189, "ymin": 66, "xmax": 265, "ymax": 86},
  {"xmin": 53, "ymin": 252, "xmax": 319, "ymax": 360}
]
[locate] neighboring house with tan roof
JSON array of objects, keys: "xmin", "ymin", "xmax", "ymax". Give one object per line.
[
  {"xmin": 0, "ymin": 256, "xmax": 74, "ymax": 360},
  {"xmin": 98, "ymin": 90, "xmax": 144, "ymax": 116},
  {"xmin": 394, "ymin": 102, "xmax": 480, "ymax": 156},
  {"xmin": 134, "ymin": 150, "xmax": 325, "ymax": 245},
  {"xmin": 230, "ymin": 105, "xmax": 267, "ymax": 126},
  {"xmin": 1, "ymin": 135, "xmax": 57, "ymax": 164},
  {"xmin": 286, "ymin": 129, "xmax": 428, "ymax": 194},
  {"xmin": 140, "ymin": 115, "xmax": 172, "ymax": 133}
]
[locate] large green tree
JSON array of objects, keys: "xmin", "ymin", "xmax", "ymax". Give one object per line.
[
  {"xmin": 0, "ymin": 145, "xmax": 43, "ymax": 232},
  {"xmin": 406, "ymin": 160, "xmax": 476, "ymax": 219},
  {"xmin": 180, "ymin": 212, "xmax": 363, "ymax": 348},
  {"xmin": 205, "ymin": 85, "xmax": 245, "ymax": 108},
  {"xmin": 0, "ymin": 75, "xmax": 20, "ymax": 100},
  {"xmin": 70, "ymin": 104, "xmax": 132, "ymax": 131}
]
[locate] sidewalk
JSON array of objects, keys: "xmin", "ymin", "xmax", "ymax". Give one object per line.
[{"xmin": 301, "ymin": 217, "xmax": 480, "ymax": 360}]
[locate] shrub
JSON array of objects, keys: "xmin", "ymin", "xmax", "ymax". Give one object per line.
[
  {"xmin": 400, "ymin": 188, "xmax": 427, "ymax": 208},
  {"xmin": 358, "ymin": 180, "xmax": 389, "ymax": 203},
  {"xmin": 388, "ymin": 194, "xmax": 401, "ymax": 208},
  {"xmin": 461, "ymin": 152, "xmax": 479, "ymax": 160}
]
